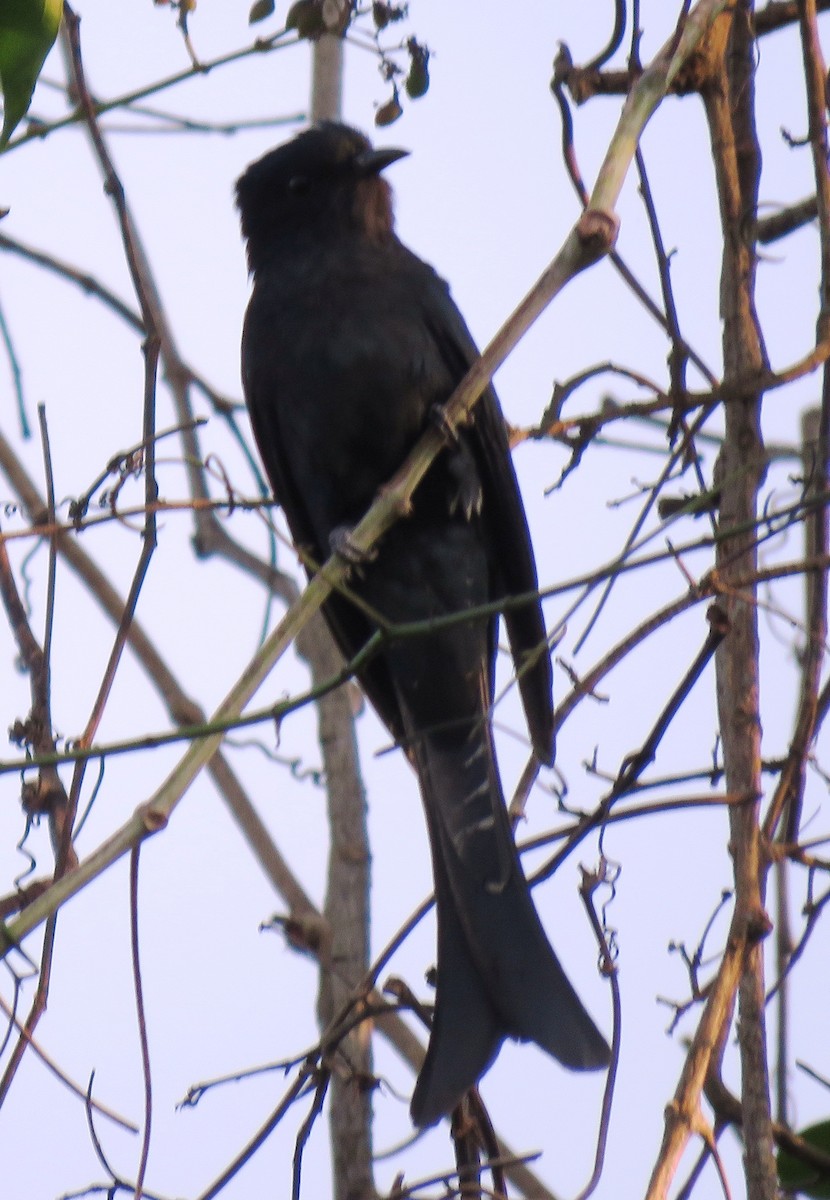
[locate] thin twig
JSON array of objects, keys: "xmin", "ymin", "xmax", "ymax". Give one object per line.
[
  {"xmin": 0, "ymin": 989, "xmax": 137, "ymax": 1131},
  {"xmin": 129, "ymin": 846, "xmax": 152, "ymax": 1200},
  {"xmin": 5, "ymin": 30, "xmax": 301, "ymax": 153}
]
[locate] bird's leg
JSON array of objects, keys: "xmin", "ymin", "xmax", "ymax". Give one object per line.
[
  {"xmin": 328, "ymin": 525, "xmax": 379, "ymax": 566},
  {"xmin": 428, "ymin": 405, "xmax": 483, "ymax": 519},
  {"xmin": 429, "ymin": 401, "xmax": 460, "ymax": 447},
  {"xmin": 447, "ymin": 444, "xmax": 483, "ymax": 519}
]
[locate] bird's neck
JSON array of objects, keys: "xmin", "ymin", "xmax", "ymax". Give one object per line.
[{"xmin": 352, "ymin": 176, "xmax": 397, "ymax": 244}]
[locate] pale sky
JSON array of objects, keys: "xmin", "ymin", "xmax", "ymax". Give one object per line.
[{"xmin": 0, "ymin": 4, "xmax": 828, "ymax": 1199}]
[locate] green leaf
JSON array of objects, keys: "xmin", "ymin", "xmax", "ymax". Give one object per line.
[
  {"xmin": 248, "ymin": 0, "xmax": 275, "ymax": 24},
  {"xmin": 372, "ymin": 2, "xmax": 406, "ymax": 28},
  {"xmin": 0, "ymin": 0, "xmax": 62, "ymax": 148},
  {"xmin": 374, "ymin": 89, "xmax": 402, "ymax": 128},
  {"xmin": 371, "ymin": 2, "xmax": 389, "ymax": 29},
  {"xmin": 778, "ymin": 1120, "xmax": 830, "ymax": 1198},
  {"xmin": 285, "ymin": 0, "xmax": 324, "ymax": 39},
  {"xmin": 404, "ymin": 38, "xmax": 429, "ymax": 100}
]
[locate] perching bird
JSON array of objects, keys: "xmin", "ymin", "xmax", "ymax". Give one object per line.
[{"xmin": 236, "ymin": 122, "xmax": 609, "ymax": 1126}]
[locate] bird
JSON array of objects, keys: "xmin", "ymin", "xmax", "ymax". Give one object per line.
[{"xmin": 236, "ymin": 122, "xmax": 609, "ymax": 1127}]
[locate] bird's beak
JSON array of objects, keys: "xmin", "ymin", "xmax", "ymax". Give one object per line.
[{"xmin": 354, "ymin": 146, "xmax": 409, "ymax": 176}]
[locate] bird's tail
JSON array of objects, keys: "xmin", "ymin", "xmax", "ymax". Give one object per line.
[{"xmin": 408, "ymin": 716, "xmax": 610, "ymax": 1127}]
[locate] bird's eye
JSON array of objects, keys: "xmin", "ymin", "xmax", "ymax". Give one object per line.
[{"xmin": 288, "ymin": 174, "xmax": 310, "ymax": 194}]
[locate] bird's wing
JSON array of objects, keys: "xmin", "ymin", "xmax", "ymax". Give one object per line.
[
  {"xmin": 241, "ymin": 258, "xmax": 554, "ymax": 761},
  {"xmin": 321, "ymin": 591, "xmax": 406, "ymax": 743},
  {"xmin": 417, "ymin": 265, "xmax": 555, "ymax": 764},
  {"xmin": 242, "ymin": 358, "xmax": 409, "ymax": 747}
]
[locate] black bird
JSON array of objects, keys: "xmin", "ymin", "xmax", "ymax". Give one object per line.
[{"xmin": 236, "ymin": 123, "xmax": 609, "ymax": 1126}]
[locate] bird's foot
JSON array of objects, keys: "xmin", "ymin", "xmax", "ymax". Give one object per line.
[
  {"xmin": 447, "ymin": 443, "xmax": 483, "ymax": 520},
  {"xmin": 429, "ymin": 403, "xmax": 459, "ymax": 447},
  {"xmin": 430, "ymin": 406, "xmax": 483, "ymax": 519},
  {"xmin": 329, "ymin": 525, "xmax": 378, "ymax": 566}
]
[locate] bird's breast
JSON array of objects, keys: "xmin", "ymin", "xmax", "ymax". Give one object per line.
[{"xmin": 245, "ymin": 253, "xmax": 456, "ymax": 537}]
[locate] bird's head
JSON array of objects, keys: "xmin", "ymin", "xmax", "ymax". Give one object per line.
[{"xmin": 236, "ymin": 122, "xmax": 408, "ymax": 271}]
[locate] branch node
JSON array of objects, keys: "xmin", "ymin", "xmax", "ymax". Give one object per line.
[
  {"xmin": 140, "ymin": 803, "xmax": 169, "ymax": 834},
  {"xmin": 577, "ymin": 208, "xmax": 620, "ymax": 258}
]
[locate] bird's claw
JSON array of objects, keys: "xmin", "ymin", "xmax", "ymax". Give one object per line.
[
  {"xmin": 430, "ymin": 406, "xmax": 483, "ymax": 519},
  {"xmin": 329, "ymin": 525, "xmax": 378, "ymax": 567},
  {"xmin": 429, "ymin": 403, "xmax": 459, "ymax": 447},
  {"xmin": 447, "ymin": 442, "xmax": 483, "ymax": 520}
]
